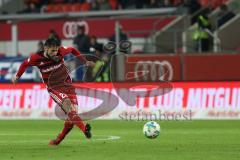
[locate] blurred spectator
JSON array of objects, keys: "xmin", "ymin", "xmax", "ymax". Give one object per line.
[
  {"xmin": 20, "ymin": 2, "xmax": 40, "ymax": 13},
  {"xmin": 91, "ymin": 0, "xmax": 99, "ymax": 10},
  {"xmin": 37, "ymin": 41, "xmax": 44, "ymax": 52},
  {"xmin": 89, "ymin": 36, "xmax": 103, "ymax": 56},
  {"xmin": 73, "ymin": 26, "xmax": 90, "ymax": 53},
  {"xmin": 218, "ymin": 4, "xmax": 228, "ymax": 18},
  {"xmin": 160, "ymin": 0, "xmax": 172, "ymax": 7},
  {"xmin": 217, "ymin": 4, "xmax": 235, "ymax": 28},
  {"xmin": 192, "ymin": 14, "xmax": 212, "ymax": 52},
  {"xmin": 146, "ymin": 0, "xmax": 160, "ymax": 8},
  {"xmin": 91, "ymin": 53, "xmax": 110, "ymax": 82},
  {"xmin": 118, "ymin": 0, "xmax": 128, "ymax": 9},
  {"xmin": 109, "ymin": 26, "xmax": 128, "ymax": 42},
  {"xmin": 96, "ymin": 0, "xmax": 111, "ymax": 10}
]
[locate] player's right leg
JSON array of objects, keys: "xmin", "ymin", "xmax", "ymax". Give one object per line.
[
  {"xmin": 61, "ymin": 98, "xmax": 92, "ymax": 139},
  {"xmin": 49, "ymin": 90, "xmax": 92, "ymax": 144}
]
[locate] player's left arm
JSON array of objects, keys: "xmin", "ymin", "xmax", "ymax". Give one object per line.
[{"xmin": 61, "ymin": 46, "xmax": 95, "ymax": 67}]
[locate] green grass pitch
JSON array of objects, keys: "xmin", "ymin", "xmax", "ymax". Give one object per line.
[{"xmin": 0, "ymin": 120, "xmax": 239, "ymax": 160}]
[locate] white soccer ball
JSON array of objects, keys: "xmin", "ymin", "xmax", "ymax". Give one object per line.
[{"xmin": 143, "ymin": 121, "xmax": 160, "ymax": 139}]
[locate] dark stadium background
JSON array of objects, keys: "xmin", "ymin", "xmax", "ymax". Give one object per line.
[{"xmin": 0, "ymin": 0, "xmax": 240, "ymax": 160}]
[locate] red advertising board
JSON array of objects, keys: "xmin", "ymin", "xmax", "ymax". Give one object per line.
[
  {"xmin": 1, "ymin": 82, "xmax": 240, "ymax": 119},
  {"xmin": 0, "ymin": 17, "xmax": 175, "ymax": 41},
  {"xmin": 124, "ymin": 54, "xmax": 240, "ymax": 81},
  {"xmin": 124, "ymin": 54, "xmax": 182, "ymax": 81},
  {"xmin": 183, "ymin": 54, "xmax": 240, "ymax": 81}
]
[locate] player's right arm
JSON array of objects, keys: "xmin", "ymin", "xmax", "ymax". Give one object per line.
[
  {"xmin": 12, "ymin": 55, "xmax": 38, "ymax": 84},
  {"xmin": 60, "ymin": 46, "xmax": 95, "ymax": 67}
]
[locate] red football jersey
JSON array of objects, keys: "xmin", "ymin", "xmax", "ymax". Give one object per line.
[{"xmin": 16, "ymin": 46, "xmax": 87, "ymax": 90}]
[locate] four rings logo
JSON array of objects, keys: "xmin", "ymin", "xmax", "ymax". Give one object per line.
[
  {"xmin": 63, "ymin": 21, "xmax": 89, "ymax": 38},
  {"xmin": 134, "ymin": 61, "xmax": 173, "ymax": 81}
]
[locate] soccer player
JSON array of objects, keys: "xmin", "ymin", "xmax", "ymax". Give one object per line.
[{"xmin": 12, "ymin": 38, "xmax": 95, "ymax": 145}]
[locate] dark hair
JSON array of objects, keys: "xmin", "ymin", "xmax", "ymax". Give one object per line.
[
  {"xmin": 77, "ymin": 26, "xmax": 85, "ymax": 32},
  {"xmin": 44, "ymin": 38, "xmax": 60, "ymax": 47},
  {"xmin": 220, "ymin": 4, "xmax": 228, "ymax": 11}
]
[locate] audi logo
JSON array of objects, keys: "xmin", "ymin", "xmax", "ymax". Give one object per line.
[
  {"xmin": 62, "ymin": 21, "xmax": 89, "ymax": 38},
  {"xmin": 134, "ymin": 61, "xmax": 173, "ymax": 81}
]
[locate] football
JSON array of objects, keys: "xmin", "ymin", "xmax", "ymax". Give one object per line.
[{"xmin": 143, "ymin": 121, "xmax": 160, "ymax": 139}]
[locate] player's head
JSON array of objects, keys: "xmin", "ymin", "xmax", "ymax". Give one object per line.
[{"xmin": 44, "ymin": 38, "xmax": 61, "ymax": 60}]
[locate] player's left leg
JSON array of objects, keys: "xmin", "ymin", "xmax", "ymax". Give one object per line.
[{"xmin": 49, "ymin": 120, "xmax": 74, "ymax": 145}]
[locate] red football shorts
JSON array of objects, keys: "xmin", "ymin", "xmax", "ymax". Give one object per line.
[{"xmin": 48, "ymin": 87, "xmax": 78, "ymax": 107}]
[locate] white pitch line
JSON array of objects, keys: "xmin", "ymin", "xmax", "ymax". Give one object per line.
[
  {"xmin": 92, "ymin": 135, "xmax": 121, "ymax": 141},
  {"xmin": 0, "ymin": 134, "xmax": 121, "ymax": 142}
]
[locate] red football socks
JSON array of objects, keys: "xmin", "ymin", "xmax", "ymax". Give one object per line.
[
  {"xmin": 68, "ymin": 111, "xmax": 86, "ymax": 132},
  {"xmin": 58, "ymin": 120, "xmax": 74, "ymax": 141}
]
